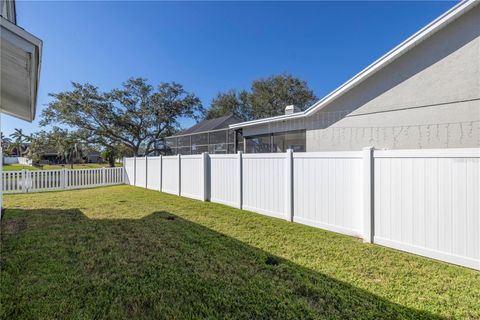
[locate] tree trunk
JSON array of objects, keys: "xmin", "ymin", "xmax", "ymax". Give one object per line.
[{"xmin": 108, "ymin": 154, "xmax": 115, "ymax": 167}]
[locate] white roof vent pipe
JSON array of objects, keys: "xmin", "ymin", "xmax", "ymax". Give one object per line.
[{"xmin": 285, "ymin": 105, "xmax": 301, "ymax": 115}]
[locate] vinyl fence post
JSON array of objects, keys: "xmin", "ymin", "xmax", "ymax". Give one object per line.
[
  {"xmin": 177, "ymin": 154, "xmax": 181, "ymax": 196},
  {"xmin": 145, "ymin": 156, "xmax": 148, "ymax": 189},
  {"xmin": 133, "ymin": 156, "xmax": 137, "ymax": 187},
  {"xmin": 362, "ymin": 147, "xmax": 374, "ymax": 243},
  {"xmin": 60, "ymin": 169, "xmax": 64, "ymax": 190},
  {"xmin": 102, "ymin": 167, "xmax": 106, "ymax": 186},
  {"xmin": 285, "ymin": 149, "xmax": 294, "ymax": 222},
  {"xmin": 159, "ymin": 155, "xmax": 163, "ymax": 192},
  {"xmin": 238, "ymin": 151, "xmax": 243, "ymax": 209},
  {"xmin": 64, "ymin": 169, "xmax": 69, "ymax": 189},
  {"xmin": 202, "ymin": 152, "xmax": 209, "ymax": 201},
  {"xmin": 21, "ymin": 169, "xmax": 26, "ymax": 193},
  {"xmin": 122, "ymin": 157, "xmax": 126, "ymax": 184}
]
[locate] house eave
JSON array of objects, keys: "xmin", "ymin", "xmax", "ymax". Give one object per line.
[
  {"xmin": 0, "ymin": 16, "xmax": 42, "ymax": 122},
  {"xmin": 229, "ymin": 0, "xmax": 478, "ymax": 130}
]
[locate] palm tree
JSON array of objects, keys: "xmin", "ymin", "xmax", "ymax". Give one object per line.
[
  {"xmin": 1, "ymin": 132, "xmax": 12, "ymax": 152},
  {"xmin": 61, "ymin": 142, "xmax": 83, "ymax": 169},
  {"xmin": 9, "ymin": 128, "xmax": 26, "ymax": 156}
]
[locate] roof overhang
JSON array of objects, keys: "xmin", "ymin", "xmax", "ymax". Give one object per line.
[
  {"xmin": 230, "ymin": 0, "xmax": 479, "ymax": 130},
  {"xmin": 0, "ymin": 15, "xmax": 42, "ymax": 122}
]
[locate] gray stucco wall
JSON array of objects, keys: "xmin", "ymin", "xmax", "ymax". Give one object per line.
[{"xmin": 243, "ymin": 4, "xmax": 480, "ymax": 151}]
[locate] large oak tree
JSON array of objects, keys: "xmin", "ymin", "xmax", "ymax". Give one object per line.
[
  {"xmin": 41, "ymin": 78, "xmax": 204, "ymax": 156},
  {"xmin": 204, "ymin": 73, "xmax": 317, "ymax": 120}
]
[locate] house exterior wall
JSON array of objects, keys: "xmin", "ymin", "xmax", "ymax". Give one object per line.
[
  {"xmin": 243, "ymin": 4, "xmax": 480, "ymax": 151},
  {"xmin": 0, "ymin": 0, "xmax": 16, "ymax": 24}
]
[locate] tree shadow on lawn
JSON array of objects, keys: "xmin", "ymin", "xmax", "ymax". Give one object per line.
[{"xmin": 1, "ymin": 208, "xmax": 444, "ymax": 320}]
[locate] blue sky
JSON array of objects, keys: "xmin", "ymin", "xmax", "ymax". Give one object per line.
[{"xmin": 2, "ymin": 0, "xmax": 456, "ymax": 137}]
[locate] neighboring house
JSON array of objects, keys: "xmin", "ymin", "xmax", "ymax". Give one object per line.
[
  {"xmin": 85, "ymin": 152, "xmax": 102, "ymax": 163},
  {"xmin": 0, "ymin": 0, "xmax": 42, "ymax": 212},
  {"xmin": 229, "ymin": 0, "xmax": 480, "ymax": 152},
  {"xmin": 35, "ymin": 150, "xmax": 104, "ymax": 165},
  {"xmin": 164, "ymin": 114, "xmax": 244, "ymax": 155}
]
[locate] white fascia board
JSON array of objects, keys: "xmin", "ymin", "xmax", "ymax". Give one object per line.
[
  {"xmin": 229, "ymin": 0, "xmax": 478, "ymax": 130},
  {"xmin": 0, "ymin": 16, "xmax": 42, "ymax": 122}
]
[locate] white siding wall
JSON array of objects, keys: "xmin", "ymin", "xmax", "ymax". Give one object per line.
[
  {"xmin": 242, "ymin": 153, "xmax": 286, "ymax": 219},
  {"xmin": 374, "ymin": 149, "xmax": 480, "ymax": 269},
  {"xmin": 293, "ymin": 152, "xmax": 363, "ymax": 237},
  {"xmin": 180, "ymin": 155, "xmax": 204, "ymax": 200},
  {"xmin": 162, "ymin": 156, "xmax": 179, "ymax": 195},
  {"xmin": 146, "ymin": 157, "xmax": 162, "ymax": 191},
  {"xmin": 210, "ymin": 154, "xmax": 240, "ymax": 208}
]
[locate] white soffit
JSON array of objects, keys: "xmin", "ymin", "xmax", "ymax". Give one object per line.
[{"xmin": 0, "ymin": 16, "xmax": 42, "ymax": 122}]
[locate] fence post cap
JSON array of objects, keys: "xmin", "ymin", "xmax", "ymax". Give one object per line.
[{"xmin": 362, "ymin": 146, "xmax": 374, "ymax": 151}]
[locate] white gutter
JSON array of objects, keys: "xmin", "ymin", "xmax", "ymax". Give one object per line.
[
  {"xmin": 0, "ymin": 16, "xmax": 43, "ymax": 122},
  {"xmin": 230, "ymin": 0, "xmax": 478, "ymax": 130}
]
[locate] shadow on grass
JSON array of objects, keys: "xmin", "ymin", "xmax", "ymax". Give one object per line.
[{"xmin": 1, "ymin": 208, "xmax": 444, "ymax": 319}]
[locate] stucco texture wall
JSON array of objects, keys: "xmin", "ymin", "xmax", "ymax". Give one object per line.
[
  {"xmin": 243, "ymin": 5, "xmax": 480, "ymax": 151},
  {"xmin": 305, "ymin": 4, "xmax": 480, "ymax": 151}
]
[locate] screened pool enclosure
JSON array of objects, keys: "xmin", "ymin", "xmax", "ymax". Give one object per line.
[{"xmin": 164, "ymin": 129, "xmax": 243, "ymax": 155}]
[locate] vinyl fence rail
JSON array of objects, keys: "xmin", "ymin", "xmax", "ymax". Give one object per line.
[
  {"xmin": 124, "ymin": 148, "xmax": 480, "ymax": 270},
  {"xmin": 1, "ymin": 167, "xmax": 124, "ymax": 194}
]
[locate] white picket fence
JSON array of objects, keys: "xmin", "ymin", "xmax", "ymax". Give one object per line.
[
  {"xmin": 1, "ymin": 167, "xmax": 124, "ymax": 194},
  {"xmin": 124, "ymin": 148, "xmax": 480, "ymax": 270}
]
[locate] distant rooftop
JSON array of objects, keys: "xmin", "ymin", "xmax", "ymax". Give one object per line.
[{"xmin": 171, "ymin": 114, "xmax": 243, "ymax": 137}]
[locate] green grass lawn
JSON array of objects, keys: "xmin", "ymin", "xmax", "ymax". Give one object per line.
[
  {"xmin": 2, "ymin": 163, "xmax": 122, "ymax": 171},
  {"xmin": 1, "ymin": 186, "xmax": 479, "ymax": 319},
  {"xmin": 2, "ymin": 164, "xmax": 39, "ymax": 171}
]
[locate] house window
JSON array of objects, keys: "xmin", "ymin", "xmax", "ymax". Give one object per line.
[
  {"xmin": 273, "ymin": 130, "xmax": 306, "ymax": 152},
  {"xmin": 245, "ymin": 130, "xmax": 306, "ymax": 153},
  {"xmin": 245, "ymin": 134, "xmax": 272, "ymax": 153}
]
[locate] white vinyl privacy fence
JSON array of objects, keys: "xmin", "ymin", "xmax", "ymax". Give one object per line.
[
  {"xmin": 125, "ymin": 148, "xmax": 480, "ymax": 270},
  {"xmin": 1, "ymin": 167, "xmax": 124, "ymax": 194}
]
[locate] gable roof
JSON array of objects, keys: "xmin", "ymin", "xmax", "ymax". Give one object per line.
[
  {"xmin": 171, "ymin": 114, "xmax": 242, "ymax": 137},
  {"xmin": 230, "ymin": 0, "xmax": 479, "ymax": 130}
]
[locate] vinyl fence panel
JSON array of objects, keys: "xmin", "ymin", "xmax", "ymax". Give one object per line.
[
  {"xmin": 180, "ymin": 154, "xmax": 205, "ymax": 200},
  {"xmin": 242, "ymin": 153, "xmax": 287, "ymax": 219},
  {"xmin": 104, "ymin": 167, "xmax": 124, "ymax": 185},
  {"xmin": 162, "ymin": 155, "xmax": 180, "ymax": 195},
  {"xmin": 28, "ymin": 170, "xmax": 63, "ymax": 191},
  {"xmin": 122, "ymin": 148, "xmax": 479, "ymax": 270},
  {"xmin": 135, "ymin": 158, "xmax": 146, "ymax": 188},
  {"xmin": 146, "ymin": 157, "xmax": 162, "ymax": 191},
  {"xmin": 209, "ymin": 154, "xmax": 241, "ymax": 208},
  {"xmin": 292, "ymin": 152, "xmax": 363, "ymax": 237},
  {"xmin": 124, "ymin": 158, "xmax": 135, "ymax": 185},
  {"xmin": 373, "ymin": 149, "xmax": 480, "ymax": 270},
  {"xmin": 1, "ymin": 171, "xmax": 23, "ymax": 193},
  {"xmin": 2, "ymin": 167, "xmax": 124, "ymax": 194}
]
